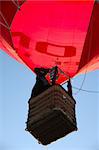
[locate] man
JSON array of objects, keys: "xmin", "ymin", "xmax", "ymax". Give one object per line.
[
  {"xmin": 30, "ymin": 67, "xmax": 50, "ymax": 98},
  {"xmin": 30, "ymin": 66, "xmax": 60, "ymax": 98},
  {"xmin": 67, "ymin": 78, "xmax": 73, "ymax": 97}
]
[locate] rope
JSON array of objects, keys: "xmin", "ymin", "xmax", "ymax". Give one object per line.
[
  {"xmin": 60, "ymin": 70, "xmax": 99, "ymax": 94},
  {"xmin": 59, "ymin": 65, "xmax": 99, "ymax": 94},
  {"xmin": 58, "ymin": 67, "xmax": 70, "ymax": 79},
  {"xmin": 0, "ymin": 21, "xmax": 9, "ymax": 29},
  {"xmin": 59, "ymin": 66, "xmax": 99, "ymax": 95},
  {"xmin": 0, "ymin": 11, "xmax": 10, "ymax": 30},
  {"xmin": 73, "ymin": 86, "xmax": 99, "ymax": 94},
  {"xmin": 73, "ymin": 73, "xmax": 87, "ymax": 95},
  {"xmin": 11, "ymin": 0, "xmax": 20, "ymax": 9}
]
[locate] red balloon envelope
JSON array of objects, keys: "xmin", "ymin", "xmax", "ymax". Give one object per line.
[{"xmin": 0, "ymin": 0, "xmax": 99, "ymax": 84}]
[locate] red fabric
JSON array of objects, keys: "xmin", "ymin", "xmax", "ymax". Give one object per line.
[
  {"xmin": 78, "ymin": 1, "xmax": 99, "ymax": 71},
  {"xmin": 0, "ymin": 0, "xmax": 98, "ymax": 84},
  {"xmin": 0, "ymin": 0, "xmax": 25, "ymax": 63}
]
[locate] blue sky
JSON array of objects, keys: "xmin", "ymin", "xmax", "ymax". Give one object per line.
[{"xmin": 0, "ymin": 50, "xmax": 99, "ymax": 150}]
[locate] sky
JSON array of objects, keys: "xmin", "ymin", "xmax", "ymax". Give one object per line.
[{"xmin": 0, "ymin": 50, "xmax": 99, "ymax": 150}]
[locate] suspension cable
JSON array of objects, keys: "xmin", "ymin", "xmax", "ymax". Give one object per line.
[
  {"xmin": 73, "ymin": 86, "xmax": 99, "ymax": 94},
  {"xmin": 58, "ymin": 67, "xmax": 99, "ymax": 94}
]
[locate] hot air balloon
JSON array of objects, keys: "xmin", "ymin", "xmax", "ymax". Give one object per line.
[{"xmin": 0, "ymin": 0, "xmax": 99, "ymax": 145}]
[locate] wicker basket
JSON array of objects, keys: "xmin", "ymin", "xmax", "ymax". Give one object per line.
[{"xmin": 26, "ymin": 85, "xmax": 77, "ymax": 145}]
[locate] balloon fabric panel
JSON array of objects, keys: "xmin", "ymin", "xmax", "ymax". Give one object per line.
[{"xmin": 1, "ymin": 0, "xmax": 99, "ymax": 84}]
